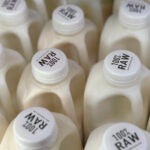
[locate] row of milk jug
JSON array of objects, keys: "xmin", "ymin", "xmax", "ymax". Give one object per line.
[
  {"xmin": 1, "ymin": 107, "xmax": 150, "ymax": 150},
  {"xmin": 1, "ymin": 42, "xmax": 150, "ymax": 148},
  {"xmin": 0, "ymin": 0, "xmax": 150, "ymax": 148},
  {"xmin": 1, "ymin": 46, "xmax": 150, "ymax": 149},
  {"xmin": 1, "ymin": 0, "xmax": 150, "ymax": 74}
]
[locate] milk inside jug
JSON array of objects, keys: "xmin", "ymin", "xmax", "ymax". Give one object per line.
[
  {"xmin": 17, "ymin": 48, "xmax": 85, "ymax": 135},
  {"xmin": 84, "ymin": 122, "xmax": 150, "ymax": 150},
  {"xmin": 0, "ymin": 0, "xmax": 44, "ymax": 61},
  {"xmin": 84, "ymin": 50, "xmax": 150, "ymax": 138},
  {"xmin": 38, "ymin": 4, "xmax": 99, "ymax": 75},
  {"xmin": 0, "ymin": 107, "xmax": 83, "ymax": 150},
  {"xmin": 0, "ymin": 43, "xmax": 25, "ymax": 121},
  {"xmin": 99, "ymin": 0, "xmax": 150, "ymax": 68}
]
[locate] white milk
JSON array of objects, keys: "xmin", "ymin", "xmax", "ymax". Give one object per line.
[
  {"xmin": 84, "ymin": 50, "xmax": 150, "ymax": 138},
  {"xmin": 38, "ymin": 4, "xmax": 99, "ymax": 75},
  {"xmin": 84, "ymin": 122, "xmax": 150, "ymax": 150},
  {"xmin": 0, "ymin": 107, "xmax": 83, "ymax": 150},
  {"xmin": 17, "ymin": 48, "xmax": 85, "ymax": 136},
  {"xmin": 0, "ymin": 0, "xmax": 44, "ymax": 61},
  {"xmin": 0, "ymin": 44, "xmax": 25, "ymax": 122},
  {"xmin": 99, "ymin": 0, "xmax": 150, "ymax": 68},
  {"xmin": 0, "ymin": 111, "xmax": 8, "ymax": 143}
]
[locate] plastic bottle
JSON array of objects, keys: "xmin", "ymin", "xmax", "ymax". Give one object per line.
[
  {"xmin": 99, "ymin": 0, "xmax": 150, "ymax": 68},
  {"xmin": 84, "ymin": 50, "xmax": 150, "ymax": 138},
  {"xmin": 84, "ymin": 122, "xmax": 150, "ymax": 150},
  {"xmin": 0, "ymin": 107, "xmax": 83, "ymax": 150},
  {"xmin": 17, "ymin": 48, "xmax": 85, "ymax": 136},
  {"xmin": 0, "ymin": 43, "xmax": 25, "ymax": 122},
  {"xmin": 0, "ymin": 0, "xmax": 44, "ymax": 61},
  {"xmin": 38, "ymin": 4, "xmax": 99, "ymax": 75}
]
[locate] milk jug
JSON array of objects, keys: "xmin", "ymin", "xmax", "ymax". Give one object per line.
[
  {"xmin": 84, "ymin": 122, "xmax": 150, "ymax": 150},
  {"xmin": 0, "ymin": 107, "xmax": 83, "ymax": 150},
  {"xmin": 38, "ymin": 4, "xmax": 99, "ymax": 75},
  {"xmin": 84, "ymin": 50, "xmax": 150, "ymax": 138},
  {"xmin": 0, "ymin": 111, "xmax": 8, "ymax": 142},
  {"xmin": 17, "ymin": 48, "xmax": 85, "ymax": 135},
  {"xmin": 0, "ymin": 44, "xmax": 25, "ymax": 121},
  {"xmin": 99, "ymin": 0, "xmax": 150, "ymax": 68},
  {"xmin": 26, "ymin": 0, "xmax": 66, "ymax": 22},
  {"xmin": 0, "ymin": 0, "xmax": 44, "ymax": 61}
]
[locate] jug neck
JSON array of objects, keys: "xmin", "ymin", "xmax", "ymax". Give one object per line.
[
  {"xmin": 52, "ymin": 4, "xmax": 85, "ymax": 35},
  {"xmin": 13, "ymin": 107, "xmax": 58, "ymax": 150},
  {"xmin": 102, "ymin": 122, "xmax": 149, "ymax": 150},
  {"xmin": 103, "ymin": 49, "xmax": 142, "ymax": 87},
  {"xmin": 118, "ymin": 0, "xmax": 150, "ymax": 29},
  {"xmin": 31, "ymin": 48, "xmax": 69, "ymax": 84},
  {"xmin": 0, "ymin": 0, "xmax": 29, "ymax": 26}
]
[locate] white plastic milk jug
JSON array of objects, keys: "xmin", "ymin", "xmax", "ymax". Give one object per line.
[
  {"xmin": 84, "ymin": 122, "xmax": 150, "ymax": 150},
  {"xmin": 0, "ymin": 43, "xmax": 25, "ymax": 122},
  {"xmin": 0, "ymin": 107, "xmax": 83, "ymax": 150},
  {"xmin": 99, "ymin": 0, "xmax": 150, "ymax": 68},
  {"xmin": 84, "ymin": 50, "xmax": 150, "ymax": 138},
  {"xmin": 38, "ymin": 4, "xmax": 99, "ymax": 75},
  {"xmin": 0, "ymin": 0, "xmax": 44, "ymax": 61},
  {"xmin": 17, "ymin": 48, "xmax": 85, "ymax": 134}
]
